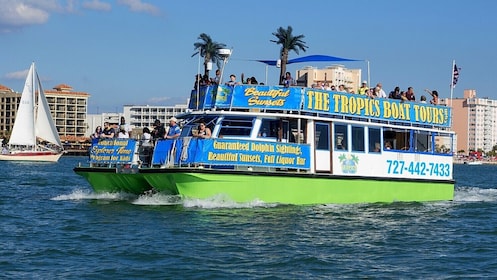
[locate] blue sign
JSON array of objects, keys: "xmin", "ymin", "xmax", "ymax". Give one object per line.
[
  {"xmin": 303, "ymin": 90, "xmax": 451, "ymax": 127},
  {"xmin": 198, "ymin": 139, "xmax": 310, "ymax": 169},
  {"xmin": 150, "ymin": 138, "xmax": 310, "ymax": 169},
  {"xmin": 231, "ymin": 85, "xmax": 302, "ymax": 110},
  {"xmin": 89, "ymin": 139, "xmax": 136, "ymax": 164}
]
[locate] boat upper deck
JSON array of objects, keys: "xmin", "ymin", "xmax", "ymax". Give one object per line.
[{"xmin": 188, "ymin": 85, "xmax": 452, "ymax": 130}]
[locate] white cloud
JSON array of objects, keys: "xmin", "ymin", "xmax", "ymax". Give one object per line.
[
  {"xmin": 147, "ymin": 96, "xmax": 171, "ymax": 104},
  {"xmin": 0, "ymin": 1, "xmax": 50, "ymax": 27},
  {"xmin": 0, "ymin": 0, "xmax": 75, "ymax": 32},
  {"xmin": 82, "ymin": 0, "xmax": 111, "ymax": 12},
  {"xmin": 117, "ymin": 0, "xmax": 160, "ymax": 16},
  {"xmin": 5, "ymin": 69, "xmax": 29, "ymax": 80}
]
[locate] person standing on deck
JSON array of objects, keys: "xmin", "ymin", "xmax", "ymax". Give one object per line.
[{"xmin": 165, "ymin": 117, "xmax": 181, "ymax": 140}]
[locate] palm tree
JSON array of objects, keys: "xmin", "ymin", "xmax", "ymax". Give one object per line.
[
  {"xmin": 271, "ymin": 26, "xmax": 308, "ymax": 85},
  {"xmin": 192, "ymin": 33, "xmax": 227, "ymax": 77}
]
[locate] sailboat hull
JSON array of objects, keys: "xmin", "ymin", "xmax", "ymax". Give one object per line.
[{"xmin": 0, "ymin": 151, "xmax": 63, "ymax": 162}]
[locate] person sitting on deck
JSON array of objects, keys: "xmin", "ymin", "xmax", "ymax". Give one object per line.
[{"xmin": 193, "ymin": 122, "xmax": 211, "ymax": 139}]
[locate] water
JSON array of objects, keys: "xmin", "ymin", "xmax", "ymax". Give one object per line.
[{"xmin": 1, "ymin": 157, "xmax": 497, "ymax": 279}]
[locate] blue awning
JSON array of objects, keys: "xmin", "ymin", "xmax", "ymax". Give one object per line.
[{"xmin": 255, "ymin": 54, "xmax": 362, "ymax": 66}]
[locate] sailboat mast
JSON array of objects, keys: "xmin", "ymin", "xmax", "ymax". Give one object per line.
[{"xmin": 32, "ymin": 63, "xmax": 37, "ymax": 151}]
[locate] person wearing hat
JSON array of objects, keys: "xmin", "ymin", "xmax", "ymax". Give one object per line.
[
  {"xmin": 358, "ymin": 81, "xmax": 369, "ymax": 95},
  {"xmin": 151, "ymin": 119, "xmax": 166, "ymax": 141},
  {"xmin": 165, "ymin": 117, "xmax": 181, "ymax": 139}
]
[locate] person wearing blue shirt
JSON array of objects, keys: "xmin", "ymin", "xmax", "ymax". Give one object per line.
[{"xmin": 165, "ymin": 117, "xmax": 181, "ymax": 139}]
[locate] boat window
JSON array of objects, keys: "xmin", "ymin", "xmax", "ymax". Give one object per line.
[
  {"xmin": 434, "ymin": 133, "xmax": 453, "ymax": 154},
  {"xmin": 368, "ymin": 127, "xmax": 381, "ymax": 153},
  {"xmin": 258, "ymin": 119, "xmax": 280, "ymax": 139},
  {"xmin": 415, "ymin": 131, "xmax": 432, "ymax": 152},
  {"xmin": 218, "ymin": 117, "xmax": 253, "ymax": 137},
  {"xmin": 351, "ymin": 126, "xmax": 365, "ymax": 152},
  {"xmin": 315, "ymin": 123, "xmax": 330, "ymax": 150},
  {"xmin": 383, "ymin": 129, "xmax": 410, "ymax": 151},
  {"xmin": 334, "ymin": 123, "xmax": 347, "ymax": 150}
]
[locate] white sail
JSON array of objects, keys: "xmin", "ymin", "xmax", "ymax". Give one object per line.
[
  {"xmin": 35, "ymin": 71, "xmax": 62, "ymax": 147},
  {"xmin": 8, "ymin": 63, "xmax": 36, "ymax": 147}
]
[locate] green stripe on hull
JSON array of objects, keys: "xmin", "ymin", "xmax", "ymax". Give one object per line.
[
  {"xmin": 74, "ymin": 168, "xmax": 152, "ymax": 195},
  {"xmin": 145, "ymin": 171, "xmax": 454, "ymax": 205}
]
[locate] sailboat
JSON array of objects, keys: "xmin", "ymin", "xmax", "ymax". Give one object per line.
[{"xmin": 0, "ymin": 63, "xmax": 63, "ymax": 162}]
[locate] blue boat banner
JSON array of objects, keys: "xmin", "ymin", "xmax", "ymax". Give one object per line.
[
  {"xmin": 230, "ymin": 85, "xmax": 302, "ymax": 110},
  {"xmin": 150, "ymin": 138, "xmax": 310, "ymax": 169},
  {"xmin": 190, "ymin": 85, "xmax": 451, "ymax": 127},
  {"xmin": 89, "ymin": 139, "xmax": 136, "ymax": 164},
  {"xmin": 302, "ymin": 90, "xmax": 451, "ymax": 127},
  {"xmin": 198, "ymin": 139, "xmax": 310, "ymax": 169}
]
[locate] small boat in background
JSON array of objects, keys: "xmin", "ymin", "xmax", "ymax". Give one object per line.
[{"xmin": 464, "ymin": 161, "xmax": 483, "ymax": 165}]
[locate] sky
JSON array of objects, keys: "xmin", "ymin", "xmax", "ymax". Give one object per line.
[{"xmin": 0, "ymin": 0, "xmax": 496, "ymax": 114}]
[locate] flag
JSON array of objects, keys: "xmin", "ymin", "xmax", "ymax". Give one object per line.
[{"xmin": 452, "ymin": 64, "xmax": 460, "ymax": 88}]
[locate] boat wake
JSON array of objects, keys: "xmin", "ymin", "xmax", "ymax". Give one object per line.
[
  {"xmin": 454, "ymin": 186, "xmax": 497, "ymax": 202},
  {"xmin": 53, "ymin": 189, "xmax": 278, "ymax": 208},
  {"xmin": 53, "ymin": 186, "xmax": 497, "ymax": 207},
  {"xmin": 51, "ymin": 189, "xmax": 135, "ymax": 201}
]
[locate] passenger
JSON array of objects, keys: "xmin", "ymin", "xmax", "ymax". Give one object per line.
[
  {"xmin": 140, "ymin": 127, "xmax": 153, "ymax": 166},
  {"xmin": 424, "ymin": 89, "xmax": 439, "ymax": 105},
  {"xmin": 405, "ymin": 87, "xmax": 416, "ymax": 101},
  {"xmin": 119, "ymin": 116, "xmax": 132, "ymax": 138},
  {"xmin": 384, "ymin": 141, "xmax": 392, "ymax": 150},
  {"xmin": 324, "ymin": 82, "xmax": 332, "ymax": 91},
  {"xmin": 388, "ymin": 86, "xmax": 402, "ymax": 99},
  {"xmin": 151, "ymin": 119, "xmax": 166, "ymax": 141},
  {"xmin": 374, "ymin": 142, "xmax": 381, "ymax": 152},
  {"xmin": 283, "ymin": 72, "xmax": 295, "ymax": 87},
  {"xmin": 358, "ymin": 81, "xmax": 369, "ymax": 95},
  {"xmin": 118, "ymin": 128, "xmax": 129, "ymax": 138},
  {"xmin": 141, "ymin": 127, "xmax": 152, "ymax": 146},
  {"xmin": 250, "ymin": 76, "xmax": 258, "ymax": 85},
  {"xmin": 375, "ymin": 83, "xmax": 387, "ymax": 98},
  {"xmin": 337, "ymin": 84, "xmax": 347, "ymax": 93},
  {"xmin": 90, "ymin": 126, "xmax": 102, "ymax": 140},
  {"xmin": 194, "ymin": 122, "xmax": 211, "ymax": 139},
  {"xmin": 212, "ymin": 69, "xmax": 221, "ymax": 85},
  {"xmin": 420, "ymin": 95, "xmax": 427, "ymax": 103},
  {"xmin": 165, "ymin": 117, "xmax": 181, "ymax": 139},
  {"xmin": 225, "ymin": 74, "xmax": 238, "ymax": 86},
  {"xmin": 193, "ymin": 74, "xmax": 202, "ymax": 89},
  {"xmin": 100, "ymin": 122, "xmax": 115, "ymax": 138}
]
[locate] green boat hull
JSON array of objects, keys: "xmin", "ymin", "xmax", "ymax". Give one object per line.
[
  {"xmin": 140, "ymin": 169, "xmax": 454, "ymax": 205},
  {"xmin": 74, "ymin": 167, "xmax": 152, "ymax": 195},
  {"xmin": 75, "ymin": 167, "xmax": 454, "ymax": 204}
]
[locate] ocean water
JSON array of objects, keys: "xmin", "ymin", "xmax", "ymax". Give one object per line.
[{"xmin": 1, "ymin": 157, "xmax": 496, "ymax": 279}]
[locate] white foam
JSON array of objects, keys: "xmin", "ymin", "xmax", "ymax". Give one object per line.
[
  {"xmin": 454, "ymin": 186, "xmax": 497, "ymax": 202},
  {"xmin": 51, "ymin": 189, "xmax": 134, "ymax": 201},
  {"xmin": 132, "ymin": 192, "xmax": 182, "ymax": 205}
]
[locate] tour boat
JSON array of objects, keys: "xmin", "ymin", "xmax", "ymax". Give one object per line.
[
  {"xmin": 74, "ymin": 84, "xmax": 455, "ymax": 204},
  {"xmin": 0, "ymin": 63, "xmax": 63, "ymax": 162}
]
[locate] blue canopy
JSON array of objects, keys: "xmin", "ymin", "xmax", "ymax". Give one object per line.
[{"xmin": 256, "ymin": 54, "xmax": 362, "ymax": 66}]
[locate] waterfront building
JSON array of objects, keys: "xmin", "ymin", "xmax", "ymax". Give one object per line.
[
  {"xmin": 0, "ymin": 84, "xmax": 21, "ymax": 139},
  {"xmin": 443, "ymin": 89, "xmax": 497, "ymax": 153},
  {"xmin": 45, "ymin": 84, "xmax": 90, "ymax": 142},
  {"xmin": 295, "ymin": 65, "xmax": 362, "ymax": 91},
  {"xmin": 86, "ymin": 104, "xmax": 188, "ymax": 139}
]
